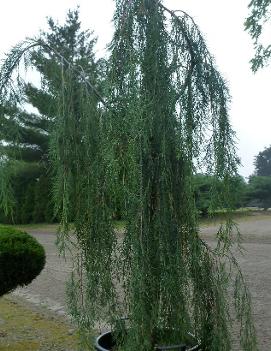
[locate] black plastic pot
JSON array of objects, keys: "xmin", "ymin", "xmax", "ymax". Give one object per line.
[
  {"xmin": 95, "ymin": 331, "xmax": 201, "ymax": 351},
  {"xmin": 95, "ymin": 331, "xmax": 115, "ymax": 351}
]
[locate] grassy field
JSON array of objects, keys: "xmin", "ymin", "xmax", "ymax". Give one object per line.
[
  {"xmin": 12, "ymin": 223, "xmax": 59, "ymax": 232},
  {"xmin": 0, "ymin": 296, "xmax": 79, "ymax": 351}
]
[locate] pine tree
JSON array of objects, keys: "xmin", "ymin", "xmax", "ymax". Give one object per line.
[
  {"xmin": 0, "ymin": 101, "xmax": 47, "ymax": 223},
  {"xmin": 0, "ymin": 8, "xmax": 98, "ymax": 223}
]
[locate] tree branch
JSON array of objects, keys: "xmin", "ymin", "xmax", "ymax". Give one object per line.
[
  {"xmin": 0, "ymin": 39, "xmax": 111, "ymax": 111},
  {"xmin": 37, "ymin": 39, "xmax": 110, "ymax": 110},
  {"xmin": 159, "ymin": 4, "xmax": 196, "ymax": 62}
]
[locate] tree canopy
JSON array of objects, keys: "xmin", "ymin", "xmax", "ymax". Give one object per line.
[
  {"xmin": 245, "ymin": 0, "xmax": 271, "ymax": 71},
  {"xmin": 246, "ymin": 175, "xmax": 271, "ymax": 209},
  {"xmin": 0, "ymin": 9, "xmax": 99, "ymax": 223},
  {"xmin": 254, "ymin": 145, "xmax": 271, "ymax": 176},
  {"xmin": 194, "ymin": 174, "xmax": 247, "ymax": 216}
]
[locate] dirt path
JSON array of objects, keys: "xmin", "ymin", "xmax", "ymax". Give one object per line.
[{"xmin": 8, "ymin": 214, "xmax": 271, "ymax": 350}]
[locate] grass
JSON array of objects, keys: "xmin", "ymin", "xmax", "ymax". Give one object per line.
[
  {"xmin": 1, "ymin": 210, "xmax": 269, "ymax": 234},
  {"xmin": 0, "ymin": 221, "xmax": 127, "ymax": 234},
  {"xmin": 13, "ymin": 223, "xmax": 59, "ymax": 232},
  {"xmin": 0, "ymin": 296, "xmax": 79, "ymax": 351},
  {"xmin": 1, "ymin": 210, "xmax": 270, "ymax": 236},
  {"xmin": 199, "ymin": 208, "xmax": 271, "ymax": 225},
  {"xmin": 113, "ymin": 220, "xmax": 126, "ymax": 231}
]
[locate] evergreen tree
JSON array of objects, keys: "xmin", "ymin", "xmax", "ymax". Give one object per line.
[
  {"xmin": 0, "ymin": 1, "xmax": 257, "ymax": 350},
  {"xmin": 0, "ymin": 8, "xmax": 98, "ymax": 223},
  {"xmin": 254, "ymin": 145, "xmax": 271, "ymax": 176},
  {"xmin": 0, "ymin": 101, "xmax": 46, "ymax": 223},
  {"xmin": 27, "ymin": 7, "xmax": 98, "ymax": 119}
]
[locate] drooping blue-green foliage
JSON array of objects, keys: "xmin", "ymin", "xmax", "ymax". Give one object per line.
[
  {"xmin": 0, "ymin": 1, "xmax": 257, "ymax": 350},
  {"xmin": 245, "ymin": 0, "xmax": 271, "ymax": 71},
  {"xmin": 96, "ymin": 2, "xmax": 256, "ymax": 350}
]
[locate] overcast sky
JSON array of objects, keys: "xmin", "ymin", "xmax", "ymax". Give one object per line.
[{"xmin": 1, "ymin": 0, "xmax": 271, "ymax": 179}]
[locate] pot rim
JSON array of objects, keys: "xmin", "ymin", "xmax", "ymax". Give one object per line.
[
  {"xmin": 95, "ymin": 330, "xmax": 201, "ymax": 351},
  {"xmin": 95, "ymin": 331, "xmax": 112, "ymax": 351}
]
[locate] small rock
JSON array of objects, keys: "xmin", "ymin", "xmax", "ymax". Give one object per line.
[{"xmin": 67, "ymin": 328, "xmax": 75, "ymax": 335}]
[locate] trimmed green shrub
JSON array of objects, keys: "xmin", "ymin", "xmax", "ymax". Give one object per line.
[{"xmin": 0, "ymin": 226, "xmax": 46, "ymax": 296}]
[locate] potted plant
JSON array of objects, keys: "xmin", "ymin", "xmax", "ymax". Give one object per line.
[{"xmin": 0, "ymin": 1, "xmax": 257, "ymax": 350}]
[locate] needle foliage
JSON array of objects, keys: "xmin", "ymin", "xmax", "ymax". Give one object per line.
[
  {"xmin": 245, "ymin": 0, "xmax": 271, "ymax": 71},
  {"xmin": 0, "ymin": 1, "xmax": 257, "ymax": 350}
]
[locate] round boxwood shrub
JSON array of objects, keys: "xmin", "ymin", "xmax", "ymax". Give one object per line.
[{"xmin": 0, "ymin": 226, "xmax": 46, "ymax": 296}]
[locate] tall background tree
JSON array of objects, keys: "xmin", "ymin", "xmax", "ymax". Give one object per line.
[
  {"xmin": 246, "ymin": 175, "xmax": 271, "ymax": 209},
  {"xmin": 245, "ymin": 3, "xmax": 271, "ymax": 210},
  {"xmin": 245, "ymin": 145, "xmax": 271, "ymax": 209},
  {"xmin": 0, "ymin": 8, "xmax": 98, "ymax": 223},
  {"xmin": 193, "ymin": 174, "xmax": 247, "ymax": 216},
  {"xmin": 254, "ymin": 145, "xmax": 271, "ymax": 176},
  {"xmin": 0, "ymin": 101, "xmax": 51, "ymax": 223},
  {"xmin": 245, "ymin": 0, "xmax": 271, "ymax": 71}
]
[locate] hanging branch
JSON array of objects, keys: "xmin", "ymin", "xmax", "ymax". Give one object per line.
[
  {"xmin": 38, "ymin": 40, "xmax": 109, "ymax": 108},
  {"xmin": 160, "ymin": 5, "xmax": 197, "ymax": 58},
  {"xmin": 245, "ymin": 0, "xmax": 271, "ymax": 71},
  {"xmin": 0, "ymin": 39, "xmax": 110, "ymax": 110}
]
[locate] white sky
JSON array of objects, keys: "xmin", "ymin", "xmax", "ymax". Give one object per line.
[{"xmin": 1, "ymin": 0, "xmax": 271, "ymax": 179}]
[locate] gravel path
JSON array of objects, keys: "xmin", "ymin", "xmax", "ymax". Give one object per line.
[
  {"xmin": 11, "ymin": 214, "xmax": 271, "ymax": 350},
  {"xmin": 12, "ymin": 228, "xmax": 73, "ymax": 318}
]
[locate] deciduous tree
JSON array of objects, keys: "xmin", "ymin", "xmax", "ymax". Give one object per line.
[
  {"xmin": 254, "ymin": 145, "xmax": 271, "ymax": 176},
  {"xmin": 246, "ymin": 175, "xmax": 271, "ymax": 209},
  {"xmin": 245, "ymin": 0, "xmax": 271, "ymax": 71}
]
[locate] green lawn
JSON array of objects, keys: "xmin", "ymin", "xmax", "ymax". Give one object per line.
[{"xmin": 0, "ymin": 296, "xmax": 79, "ymax": 351}]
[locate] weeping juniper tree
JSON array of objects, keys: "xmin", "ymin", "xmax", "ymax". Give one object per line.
[{"xmin": 0, "ymin": 1, "xmax": 257, "ymax": 350}]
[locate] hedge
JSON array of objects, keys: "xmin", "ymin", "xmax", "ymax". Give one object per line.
[{"xmin": 0, "ymin": 226, "xmax": 46, "ymax": 296}]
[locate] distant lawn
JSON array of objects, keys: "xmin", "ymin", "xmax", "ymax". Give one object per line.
[
  {"xmin": 200, "ymin": 208, "xmax": 271, "ymax": 226},
  {"xmin": 0, "ymin": 221, "xmax": 127, "ymax": 233},
  {"xmin": 2, "ymin": 209, "xmax": 270, "ymax": 234},
  {"xmin": 13, "ymin": 223, "xmax": 59, "ymax": 233}
]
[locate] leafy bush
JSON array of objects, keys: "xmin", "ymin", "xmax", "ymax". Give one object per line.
[
  {"xmin": 0, "ymin": 226, "xmax": 46, "ymax": 296},
  {"xmin": 193, "ymin": 174, "xmax": 247, "ymax": 216}
]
